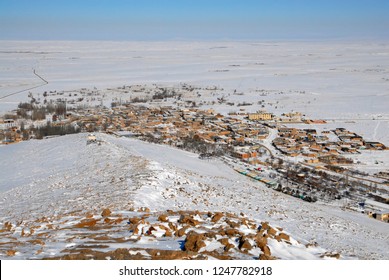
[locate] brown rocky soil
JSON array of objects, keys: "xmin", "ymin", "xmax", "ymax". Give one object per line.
[{"xmin": 0, "ymin": 208, "xmax": 340, "ymax": 260}]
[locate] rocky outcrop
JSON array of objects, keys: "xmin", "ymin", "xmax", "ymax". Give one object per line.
[{"xmin": 1, "ymin": 208, "xmax": 338, "ymax": 260}]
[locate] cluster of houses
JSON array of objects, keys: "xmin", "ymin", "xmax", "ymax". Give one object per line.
[
  {"xmin": 272, "ymin": 127, "xmax": 387, "ymax": 166},
  {"xmin": 1, "ymin": 105, "xmax": 270, "ymax": 149},
  {"xmin": 102, "ymin": 105, "xmax": 270, "ymax": 150},
  {"xmin": 2, "ymin": 105, "xmax": 387, "ymax": 170},
  {"xmin": 0, "ymin": 119, "xmax": 24, "ymax": 144}
]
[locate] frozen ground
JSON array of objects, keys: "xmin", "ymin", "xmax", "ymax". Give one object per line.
[
  {"xmin": 1, "ymin": 41, "xmax": 388, "ymax": 259},
  {"xmin": 0, "ymin": 133, "xmax": 388, "ymax": 259},
  {"xmin": 1, "ymin": 41, "xmax": 389, "ymax": 143}
]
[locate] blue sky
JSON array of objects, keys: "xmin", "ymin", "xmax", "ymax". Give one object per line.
[{"xmin": 1, "ymin": 0, "xmax": 388, "ymax": 40}]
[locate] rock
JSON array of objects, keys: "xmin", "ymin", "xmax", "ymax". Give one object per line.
[
  {"xmin": 159, "ymin": 224, "xmax": 170, "ymax": 231},
  {"xmin": 101, "ymin": 209, "xmax": 112, "ymax": 217},
  {"xmin": 255, "ymin": 235, "xmax": 268, "ymax": 249},
  {"xmin": 6, "ymin": 250, "xmax": 16, "ymax": 257},
  {"xmin": 226, "ymin": 219, "xmax": 240, "ymax": 228},
  {"xmin": 261, "ymin": 222, "xmax": 270, "ymax": 230},
  {"xmin": 211, "ymin": 212, "xmax": 224, "ymax": 223},
  {"xmin": 175, "ymin": 227, "xmax": 188, "ymax": 237},
  {"xmin": 149, "ymin": 249, "xmax": 191, "ymax": 260},
  {"xmin": 168, "ymin": 222, "xmax": 177, "ymax": 231},
  {"xmin": 159, "ymin": 224, "xmax": 172, "ymax": 237},
  {"xmin": 259, "ymin": 253, "xmax": 273, "ymax": 260},
  {"xmin": 306, "ymin": 242, "xmax": 318, "ymax": 248},
  {"xmin": 85, "ymin": 213, "xmax": 94, "ymax": 219},
  {"xmin": 3, "ymin": 222, "xmax": 12, "ymax": 231},
  {"xmin": 225, "ymin": 228, "xmax": 239, "ymax": 237},
  {"xmin": 184, "ymin": 232, "xmax": 206, "ymax": 252},
  {"xmin": 239, "ymin": 237, "xmax": 253, "ymax": 251},
  {"xmin": 204, "ymin": 231, "xmax": 217, "ymax": 239},
  {"xmin": 258, "ymin": 228, "xmax": 266, "ymax": 236},
  {"xmin": 262, "ymin": 245, "xmax": 271, "ymax": 256},
  {"xmin": 178, "ymin": 215, "xmax": 200, "ymax": 226},
  {"xmin": 128, "ymin": 217, "xmax": 141, "ymax": 224},
  {"xmin": 321, "ymin": 252, "xmax": 340, "ymax": 259},
  {"xmin": 146, "ymin": 226, "xmax": 157, "ymax": 236},
  {"xmin": 218, "ymin": 238, "xmax": 230, "ymax": 246},
  {"xmin": 224, "ymin": 244, "xmax": 235, "ymax": 252},
  {"xmin": 74, "ymin": 218, "xmax": 98, "ymax": 228},
  {"xmin": 158, "ymin": 214, "xmax": 169, "ymax": 222},
  {"xmin": 114, "ymin": 217, "xmax": 124, "ymax": 224},
  {"xmin": 28, "ymin": 239, "xmax": 45, "ymax": 246},
  {"xmin": 267, "ymin": 226, "xmax": 277, "ymax": 237},
  {"xmin": 275, "ymin": 233, "xmax": 290, "ymax": 242}
]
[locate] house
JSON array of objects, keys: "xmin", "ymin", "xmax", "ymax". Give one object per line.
[
  {"xmin": 248, "ymin": 111, "xmax": 273, "ymax": 121},
  {"xmin": 318, "ymin": 154, "xmax": 353, "ymax": 165},
  {"xmin": 368, "ymin": 212, "xmax": 389, "ymax": 223},
  {"xmin": 0, "ymin": 119, "xmax": 15, "ymax": 130},
  {"xmin": 305, "ymin": 158, "xmax": 319, "ymax": 164},
  {"xmin": 365, "ymin": 142, "xmax": 387, "ymax": 150}
]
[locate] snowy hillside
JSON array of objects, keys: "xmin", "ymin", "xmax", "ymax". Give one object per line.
[{"xmin": 0, "ymin": 133, "xmax": 388, "ymax": 259}]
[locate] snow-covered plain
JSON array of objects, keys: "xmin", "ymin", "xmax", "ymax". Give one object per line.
[
  {"xmin": 1, "ymin": 41, "xmax": 389, "ymax": 143},
  {"xmin": 0, "ymin": 133, "xmax": 388, "ymax": 259}
]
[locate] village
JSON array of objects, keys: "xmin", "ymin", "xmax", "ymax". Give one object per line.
[{"xmin": 0, "ymin": 86, "xmax": 388, "ymax": 223}]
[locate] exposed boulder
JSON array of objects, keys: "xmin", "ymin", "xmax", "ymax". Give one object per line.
[
  {"xmin": 6, "ymin": 250, "xmax": 17, "ymax": 257},
  {"xmin": 321, "ymin": 252, "xmax": 340, "ymax": 259},
  {"xmin": 238, "ymin": 237, "xmax": 253, "ymax": 251},
  {"xmin": 267, "ymin": 226, "xmax": 277, "ymax": 237},
  {"xmin": 178, "ymin": 215, "xmax": 200, "ymax": 226},
  {"xmin": 224, "ymin": 244, "xmax": 235, "ymax": 252},
  {"xmin": 218, "ymin": 238, "xmax": 230, "ymax": 246},
  {"xmin": 101, "ymin": 208, "xmax": 112, "ymax": 217},
  {"xmin": 128, "ymin": 217, "xmax": 141, "ymax": 224},
  {"xmin": 225, "ymin": 228, "xmax": 240, "ymax": 237},
  {"xmin": 74, "ymin": 218, "xmax": 98, "ymax": 228},
  {"xmin": 226, "ymin": 219, "xmax": 240, "ymax": 228},
  {"xmin": 211, "ymin": 212, "xmax": 224, "ymax": 223},
  {"xmin": 255, "ymin": 234, "xmax": 268, "ymax": 249},
  {"xmin": 276, "ymin": 232, "xmax": 290, "ymax": 242},
  {"xmin": 184, "ymin": 232, "xmax": 206, "ymax": 252},
  {"xmin": 175, "ymin": 226, "xmax": 188, "ymax": 237},
  {"xmin": 158, "ymin": 214, "xmax": 169, "ymax": 222}
]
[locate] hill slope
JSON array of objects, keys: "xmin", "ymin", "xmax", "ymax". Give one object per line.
[{"xmin": 0, "ymin": 133, "xmax": 388, "ymax": 259}]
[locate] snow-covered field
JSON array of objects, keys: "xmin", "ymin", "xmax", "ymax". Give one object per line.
[
  {"xmin": 0, "ymin": 133, "xmax": 388, "ymax": 259},
  {"xmin": 1, "ymin": 41, "xmax": 389, "ymax": 143}
]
